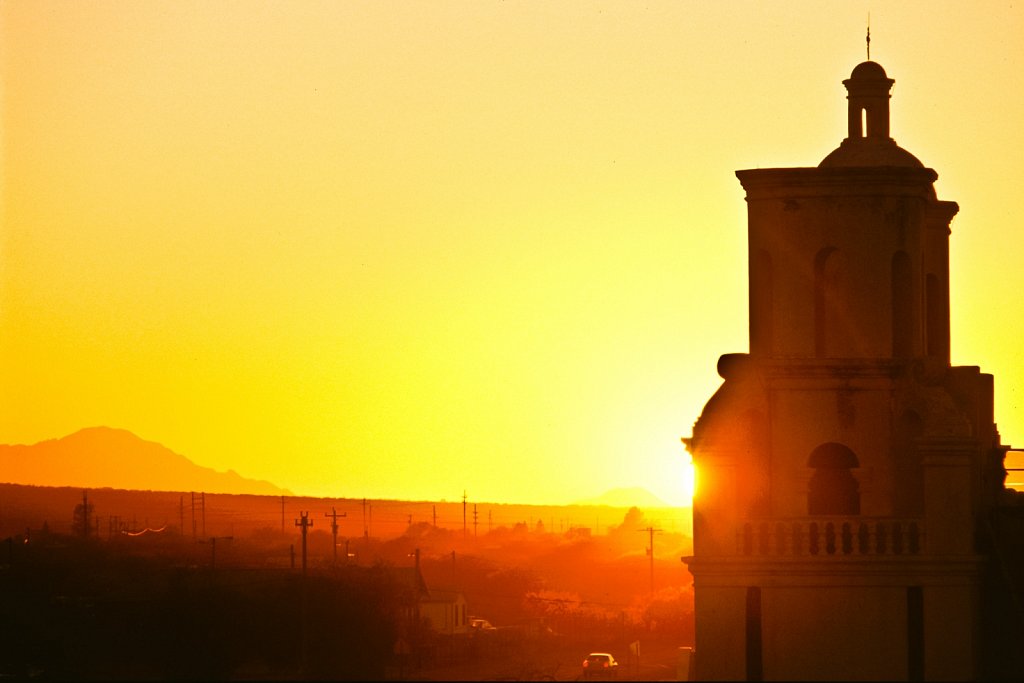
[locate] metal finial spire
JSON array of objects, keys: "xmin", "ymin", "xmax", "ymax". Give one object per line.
[{"xmin": 866, "ymin": 14, "xmax": 871, "ymax": 60}]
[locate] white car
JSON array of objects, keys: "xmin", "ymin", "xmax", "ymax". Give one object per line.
[
  {"xmin": 582, "ymin": 652, "xmax": 618, "ymax": 679},
  {"xmin": 469, "ymin": 617, "xmax": 496, "ymax": 633}
]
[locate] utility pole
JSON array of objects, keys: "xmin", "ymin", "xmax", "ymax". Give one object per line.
[
  {"xmin": 201, "ymin": 536, "xmax": 233, "ymax": 569},
  {"xmin": 81, "ymin": 491, "xmax": 90, "ymax": 539},
  {"xmin": 641, "ymin": 526, "xmax": 662, "ymax": 594},
  {"xmin": 362, "ymin": 498, "xmax": 368, "ymax": 539},
  {"xmin": 294, "ymin": 515, "xmax": 312, "ymax": 677},
  {"xmin": 462, "ymin": 491, "xmax": 467, "ymax": 538},
  {"xmin": 473, "ymin": 504, "xmax": 478, "ymax": 537},
  {"xmin": 325, "ymin": 507, "xmax": 346, "ymax": 566},
  {"xmin": 295, "ymin": 512, "xmax": 313, "ymax": 574}
]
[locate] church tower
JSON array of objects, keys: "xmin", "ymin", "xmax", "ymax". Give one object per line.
[{"xmin": 684, "ymin": 61, "xmax": 1008, "ymax": 680}]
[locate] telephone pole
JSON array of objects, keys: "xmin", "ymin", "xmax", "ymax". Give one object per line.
[
  {"xmin": 324, "ymin": 507, "xmax": 346, "ymax": 565},
  {"xmin": 201, "ymin": 536, "xmax": 233, "ymax": 569},
  {"xmin": 362, "ymin": 498, "xmax": 369, "ymax": 539},
  {"xmin": 462, "ymin": 491, "xmax": 467, "ymax": 538},
  {"xmin": 473, "ymin": 504, "xmax": 478, "ymax": 537},
  {"xmin": 81, "ymin": 491, "xmax": 90, "ymax": 538},
  {"xmin": 295, "ymin": 512, "xmax": 313, "ymax": 575},
  {"xmin": 294, "ymin": 512, "xmax": 313, "ymax": 676},
  {"xmin": 641, "ymin": 526, "xmax": 662, "ymax": 594}
]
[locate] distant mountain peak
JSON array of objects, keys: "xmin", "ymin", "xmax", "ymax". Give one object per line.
[
  {"xmin": 0, "ymin": 427, "xmax": 291, "ymax": 496},
  {"xmin": 576, "ymin": 487, "xmax": 671, "ymax": 509}
]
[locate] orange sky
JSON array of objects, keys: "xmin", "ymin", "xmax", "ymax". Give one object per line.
[{"xmin": 2, "ymin": 1, "xmax": 1022, "ymax": 506}]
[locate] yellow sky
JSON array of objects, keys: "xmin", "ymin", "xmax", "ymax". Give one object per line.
[{"xmin": 2, "ymin": 1, "xmax": 1022, "ymax": 506}]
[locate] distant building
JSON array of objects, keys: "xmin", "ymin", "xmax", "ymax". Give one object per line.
[
  {"xmin": 684, "ymin": 60, "xmax": 1017, "ymax": 680},
  {"xmin": 394, "ymin": 550, "xmax": 471, "ymax": 637},
  {"xmin": 420, "ymin": 587, "xmax": 469, "ymax": 635}
]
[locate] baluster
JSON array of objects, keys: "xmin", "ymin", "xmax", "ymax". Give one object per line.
[
  {"xmin": 875, "ymin": 522, "xmax": 888, "ymax": 554},
  {"xmin": 857, "ymin": 522, "xmax": 870, "ymax": 554},
  {"xmin": 892, "ymin": 521, "xmax": 904, "ymax": 555},
  {"xmin": 841, "ymin": 522, "xmax": 853, "ymax": 555},
  {"xmin": 825, "ymin": 522, "xmax": 837, "ymax": 555},
  {"xmin": 809, "ymin": 522, "xmax": 820, "ymax": 556}
]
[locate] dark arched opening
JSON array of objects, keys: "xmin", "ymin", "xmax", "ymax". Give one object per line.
[
  {"xmin": 808, "ymin": 442, "xmax": 861, "ymax": 515},
  {"xmin": 814, "ymin": 248, "xmax": 840, "ymax": 358},
  {"xmin": 891, "ymin": 251, "xmax": 913, "ymax": 358}
]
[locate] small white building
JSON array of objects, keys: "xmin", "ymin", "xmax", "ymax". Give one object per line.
[{"xmin": 419, "ymin": 587, "xmax": 469, "ymax": 635}]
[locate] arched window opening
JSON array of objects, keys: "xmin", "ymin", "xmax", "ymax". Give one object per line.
[
  {"xmin": 891, "ymin": 251, "xmax": 913, "ymax": 358},
  {"xmin": 807, "ymin": 442, "xmax": 861, "ymax": 515},
  {"xmin": 814, "ymin": 248, "xmax": 842, "ymax": 358},
  {"xmin": 860, "ymin": 107, "xmax": 868, "ymax": 138}
]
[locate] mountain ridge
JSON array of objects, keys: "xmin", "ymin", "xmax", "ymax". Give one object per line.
[
  {"xmin": 575, "ymin": 486, "xmax": 672, "ymax": 509},
  {"xmin": 0, "ymin": 427, "xmax": 291, "ymax": 496}
]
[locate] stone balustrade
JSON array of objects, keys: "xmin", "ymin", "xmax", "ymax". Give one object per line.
[{"xmin": 737, "ymin": 518, "xmax": 925, "ymax": 557}]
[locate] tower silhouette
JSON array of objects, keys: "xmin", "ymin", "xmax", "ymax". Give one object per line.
[{"xmin": 684, "ymin": 60, "xmax": 1010, "ymax": 681}]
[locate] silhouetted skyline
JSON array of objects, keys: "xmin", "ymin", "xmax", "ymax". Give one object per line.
[{"xmin": 2, "ymin": 2, "xmax": 1021, "ymax": 506}]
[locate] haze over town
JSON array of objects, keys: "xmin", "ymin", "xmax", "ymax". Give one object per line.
[{"xmin": 3, "ymin": 2, "xmax": 1021, "ymax": 505}]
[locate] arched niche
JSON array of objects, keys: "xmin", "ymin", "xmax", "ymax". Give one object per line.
[
  {"xmin": 807, "ymin": 442, "xmax": 861, "ymax": 515},
  {"xmin": 814, "ymin": 247, "xmax": 847, "ymax": 358},
  {"xmin": 891, "ymin": 251, "xmax": 913, "ymax": 358}
]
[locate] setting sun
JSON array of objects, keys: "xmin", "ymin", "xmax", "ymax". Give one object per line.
[{"xmin": 2, "ymin": 2, "xmax": 1022, "ymax": 508}]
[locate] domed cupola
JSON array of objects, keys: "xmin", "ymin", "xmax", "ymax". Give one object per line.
[{"xmin": 819, "ymin": 61, "xmax": 924, "ymax": 167}]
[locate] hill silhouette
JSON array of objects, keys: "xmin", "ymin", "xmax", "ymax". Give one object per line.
[
  {"xmin": 0, "ymin": 427, "xmax": 290, "ymax": 496},
  {"xmin": 577, "ymin": 486, "xmax": 670, "ymax": 508}
]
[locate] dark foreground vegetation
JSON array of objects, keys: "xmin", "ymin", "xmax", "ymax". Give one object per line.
[
  {"xmin": 1, "ymin": 534, "xmax": 406, "ymax": 679},
  {"xmin": 0, "ymin": 486, "xmax": 694, "ymax": 680}
]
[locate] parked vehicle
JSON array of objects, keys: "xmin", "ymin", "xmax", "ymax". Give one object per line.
[
  {"xmin": 469, "ymin": 617, "xmax": 497, "ymax": 633},
  {"xmin": 582, "ymin": 652, "xmax": 618, "ymax": 679}
]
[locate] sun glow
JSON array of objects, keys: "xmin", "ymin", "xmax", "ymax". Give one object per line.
[{"xmin": 2, "ymin": 2, "xmax": 1022, "ymax": 508}]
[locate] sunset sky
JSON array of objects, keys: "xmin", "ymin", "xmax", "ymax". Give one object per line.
[{"xmin": 2, "ymin": 1, "xmax": 1022, "ymax": 507}]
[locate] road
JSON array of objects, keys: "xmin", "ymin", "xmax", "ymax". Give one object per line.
[{"xmin": 393, "ymin": 634, "xmax": 690, "ymax": 681}]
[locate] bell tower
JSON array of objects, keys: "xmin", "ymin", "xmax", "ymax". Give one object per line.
[
  {"xmin": 684, "ymin": 61, "xmax": 1008, "ymax": 681},
  {"xmin": 844, "ymin": 60, "xmax": 894, "ymax": 140}
]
